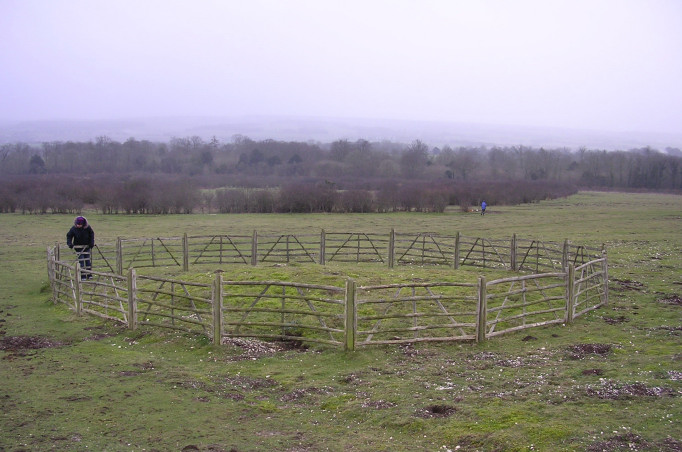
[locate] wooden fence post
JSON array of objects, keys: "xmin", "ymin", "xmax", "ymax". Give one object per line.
[
  {"xmin": 388, "ymin": 228, "xmax": 395, "ymax": 268},
  {"xmin": 213, "ymin": 272, "xmax": 223, "ymax": 345},
  {"xmin": 182, "ymin": 233, "xmax": 189, "ymax": 271},
  {"xmin": 116, "ymin": 237, "xmax": 123, "ymax": 275},
  {"xmin": 251, "ymin": 230, "xmax": 258, "ymax": 266},
  {"xmin": 562, "ymin": 239, "xmax": 570, "ymax": 269},
  {"xmin": 51, "ymin": 250, "xmax": 59, "ymax": 303},
  {"xmin": 46, "ymin": 247, "xmax": 55, "ymax": 303},
  {"xmin": 52, "ymin": 251, "xmax": 59, "ymax": 304},
  {"xmin": 128, "ymin": 268, "xmax": 137, "ymax": 330},
  {"xmin": 319, "ymin": 229, "xmax": 326, "ymax": 265},
  {"xmin": 482, "ymin": 237, "xmax": 486, "ymax": 269},
  {"xmin": 602, "ymin": 245, "xmax": 609, "ymax": 306},
  {"xmin": 565, "ymin": 264, "xmax": 575, "ymax": 324},
  {"xmin": 286, "ymin": 235, "xmax": 291, "ymax": 263},
  {"xmin": 510, "ymin": 234, "xmax": 517, "ymax": 271},
  {"xmin": 476, "ymin": 276, "xmax": 487, "ymax": 343},
  {"xmin": 454, "ymin": 231, "xmax": 460, "ymax": 269},
  {"xmin": 46, "ymin": 246, "xmax": 52, "ymax": 275},
  {"xmin": 536, "ymin": 242, "xmax": 540, "ymax": 273},
  {"xmin": 75, "ymin": 262, "xmax": 82, "ymax": 316},
  {"xmin": 344, "ymin": 279, "xmax": 356, "ymax": 351}
]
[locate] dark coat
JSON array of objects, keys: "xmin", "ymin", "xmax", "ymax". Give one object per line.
[{"xmin": 66, "ymin": 218, "xmax": 95, "ymax": 249}]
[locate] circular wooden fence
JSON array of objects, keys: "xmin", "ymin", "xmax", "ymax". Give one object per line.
[{"xmin": 47, "ymin": 230, "xmax": 608, "ymax": 350}]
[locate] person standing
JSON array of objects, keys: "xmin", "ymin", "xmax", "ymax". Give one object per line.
[
  {"xmin": 481, "ymin": 200, "xmax": 487, "ymax": 215},
  {"xmin": 66, "ymin": 216, "xmax": 95, "ymax": 279}
]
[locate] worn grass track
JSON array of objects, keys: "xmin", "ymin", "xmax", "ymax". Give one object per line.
[{"xmin": 1, "ymin": 191, "xmax": 680, "ymax": 451}]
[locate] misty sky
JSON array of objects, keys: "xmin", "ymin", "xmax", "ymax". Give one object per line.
[{"xmin": 1, "ymin": 0, "xmax": 681, "ymax": 135}]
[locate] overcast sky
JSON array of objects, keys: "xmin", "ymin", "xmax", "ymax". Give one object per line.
[{"xmin": 1, "ymin": 0, "xmax": 681, "ymax": 135}]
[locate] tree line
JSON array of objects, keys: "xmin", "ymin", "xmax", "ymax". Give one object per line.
[
  {"xmin": 0, "ymin": 173, "xmax": 575, "ymax": 215},
  {"xmin": 2, "ymin": 135, "xmax": 681, "ymax": 190},
  {"xmin": 0, "ymin": 135, "xmax": 680, "ymax": 214}
]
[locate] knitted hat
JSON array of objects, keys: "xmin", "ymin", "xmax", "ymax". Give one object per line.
[{"xmin": 75, "ymin": 216, "xmax": 86, "ymax": 226}]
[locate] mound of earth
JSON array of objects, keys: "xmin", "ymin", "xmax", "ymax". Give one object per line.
[{"xmin": 0, "ymin": 335, "xmax": 63, "ymax": 351}]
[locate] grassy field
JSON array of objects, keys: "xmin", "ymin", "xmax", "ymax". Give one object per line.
[{"xmin": 1, "ymin": 191, "xmax": 680, "ymax": 451}]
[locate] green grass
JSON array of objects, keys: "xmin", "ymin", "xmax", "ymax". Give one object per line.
[{"xmin": 1, "ymin": 191, "xmax": 681, "ymax": 451}]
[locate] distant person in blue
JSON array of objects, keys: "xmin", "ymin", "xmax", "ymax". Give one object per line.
[
  {"xmin": 481, "ymin": 201, "xmax": 487, "ymax": 215},
  {"xmin": 66, "ymin": 216, "xmax": 95, "ymax": 279}
]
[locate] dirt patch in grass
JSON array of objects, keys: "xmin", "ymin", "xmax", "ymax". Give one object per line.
[
  {"xmin": 417, "ymin": 404, "xmax": 457, "ymax": 418},
  {"xmin": 339, "ymin": 373, "xmax": 364, "ymax": 385},
  {"xmin": 361, "ymin": 399, "xmax": 396, "ymax": 409},
  {"xmin": 668, "ymin": 371, "xmax": 682, "ymax": 381},
  {"xmin": 586, "ymin": 380, "xmax": 677, "ymax": 400},
  {"xmin": 180, "ymin": 445, "xmax": 233, "ymax": 452},
  {"xmin": 464, "ymin": 351, "xmax": 531, "ymax": 370},
  {"xmin": 465, "ymin": 352, "xmax": 497, "ymax": 370},
  {"xmin": 280, "ymin": 388, "xmax": 310, "ymax": 402},
  {"xmin": 612, "ymin": 278, "xmax": 646, "ymax": 291},
  {"xmin": 582, "ymin": 368, "xmax": 605, "ymax": 376},
  {"xmin": 221, "ymin": 336, "xmax": 315, "ymax": 362},
  {"xmin": 118, "ymin": 370, "xmax": 142, "ymax": 377},
  {"xmin": 174, "ymin": 379, "xmax": 246, "ymax": 401},
  {"xmin": 224, "ymin": 375, "xmax": 278, "ymax": 391},
  {"xmin": 602, "ymin": 315, "xmax": 629, "ymax": 324},
  {"xmin": 566, "ymin": 343, "xmax": 612, "ymax": 360},
  {"xmin": 0, "ymin": 335, "xmax": 64, "ymax": 351},
  {"xmin": 658, "ymin": 294, "xmax": 682, "ymax": 305},
  {"xmin": 169, "ymin": 372, "xmax": 284, "ymax": 405},
  {"xmin": 587, "ymin": 432, "xmax": 682, "ymax": 452},
  {"xmin": 133, "ymin": 361, "xmax": 155, "ymax": 371},
  {"xmin": 397, "ymin": 344, "xmax": 437, "ymax": 363},
  {"xmin": 81, "ymin": 325, "xmax": 122, "ymax": 341},
  {"xmin": 276, "ymin": 336, "xmax": 310, "ymax": 351},
  {"xmin": 83, "ymin": 332, "xmax": 118, "ymax": 341},
  {"xmin": 61, "ymin": 395, "xmax": 93, "ymax": 402},
  {"xmin": 222, "ymin": 337, "xmax": 287, "ymax": 360},
  {"xmin": 648, "ymin": 326, "xmax": 682, "ymax": 337},
  {"xmin": 280, "ymin": 387, "xmax": 333, "ymax": 403},
  {"xmin": 400, "ymin": 344, "xmax": 422, "ymax": 357},
  {"xmin": 495, "ymin": 357, "xmax": 526, "ymax": 368}
]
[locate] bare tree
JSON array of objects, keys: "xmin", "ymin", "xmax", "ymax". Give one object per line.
[{"xmin": 400, "ymin": 140, "xmax": 429, "ymax": 178}]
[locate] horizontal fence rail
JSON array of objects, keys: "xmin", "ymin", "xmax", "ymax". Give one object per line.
[{"xmin": 47, "ymin": 231, "xmax": 608, "ymax": 350}]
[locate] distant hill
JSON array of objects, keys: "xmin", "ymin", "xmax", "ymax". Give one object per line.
[{"xmin": 0, "ymin": 115, "xmax": 680, "ymax": 151}]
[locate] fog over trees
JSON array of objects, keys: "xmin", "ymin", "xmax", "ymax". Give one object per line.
[{"xmin": 1, "ymin": 135, "xmax": 680, "ymax": 214}]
